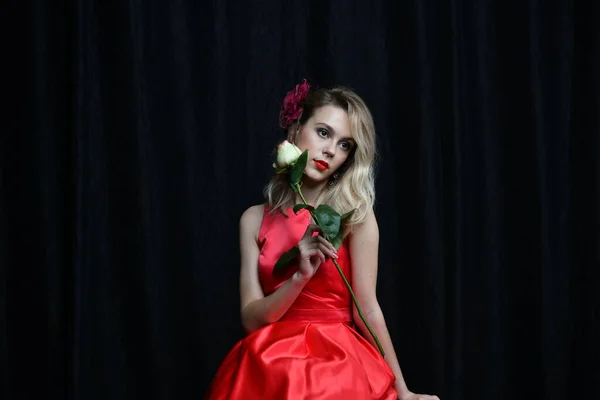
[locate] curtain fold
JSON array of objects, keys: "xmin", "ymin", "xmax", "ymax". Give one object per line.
[{"xmin": 2, "ymin": 1, "xmax": 598, "ymax": 399}]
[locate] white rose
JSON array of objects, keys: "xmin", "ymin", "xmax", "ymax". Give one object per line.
[{"xmin": 274, "ymin": 140, "xmax": 302, "ymax": 169}]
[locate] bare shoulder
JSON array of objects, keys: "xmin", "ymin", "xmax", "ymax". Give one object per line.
[
  {"xmin": 240, "ymin": 204, "xmax": 266, "ymax": 241},
  {"xmin": 240, "ymin": 204, "xmax": 265, "ymax": 225},
  {"xmin": 349, "ymin": 208, "xmax": 379, "ymax": 242}
]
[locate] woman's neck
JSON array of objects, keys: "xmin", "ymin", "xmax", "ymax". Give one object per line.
[{"xmin": 295, "ymin": 181, "xmax": 327, "ymax": 205}]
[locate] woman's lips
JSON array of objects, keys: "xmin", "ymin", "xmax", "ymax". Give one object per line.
[{"xmin": 314, "ymin": 160, "xmax": 329, "ymax": 171}]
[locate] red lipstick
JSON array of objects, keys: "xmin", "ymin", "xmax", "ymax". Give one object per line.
[{"xmin": 314, "ymin": 160, "xmax": 329, "ymax": 171}]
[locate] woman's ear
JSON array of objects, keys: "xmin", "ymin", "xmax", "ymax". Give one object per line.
[{"xmin": 287, "ymin": 122, "xmax": 301, "ymax": 144}]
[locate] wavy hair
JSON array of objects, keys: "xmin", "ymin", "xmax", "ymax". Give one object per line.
[{"xmin": 264, "ymin": 86, "xmax": 377, "ymax": 231}]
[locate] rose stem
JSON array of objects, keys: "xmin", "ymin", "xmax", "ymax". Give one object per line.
[{"xmin": 294, "ymin": 183, "xmax": 385, "ymax": 356}]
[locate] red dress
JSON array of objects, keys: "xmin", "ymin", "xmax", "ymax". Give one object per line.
[{"xmin": 205, "ymin": 207, "xmax": 397, "ymax": 399}]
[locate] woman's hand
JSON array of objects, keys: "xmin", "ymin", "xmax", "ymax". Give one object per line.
[
  {"xmin": 399, "ymin": 391, "xmax": 439, "ymax": 400},
  {"xmin": 296, "ymin": 224, "xmax": 338, "ymax": 282}
]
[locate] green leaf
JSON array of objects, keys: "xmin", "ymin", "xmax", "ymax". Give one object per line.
[
  {"xmin": 328, "ymin": 209, "xmax": 355, "ymax": 250},
  {"xmin": 329, "ymin": 229, "xmax": 345, "ymax": 250},
  {"xmin": 314, "ymin": 204, "xmax": 341, "ymax": 238},
  {"xmin": 293, "ymin": 204, "xmax": 314, "ymax": 214},
  {"xmin": 273, "ymin": 246, "xmax": 300, "ymax": 275},
  {"xmin": 289, "ymin": 150, "xmax": 308, "ymax": 186}
]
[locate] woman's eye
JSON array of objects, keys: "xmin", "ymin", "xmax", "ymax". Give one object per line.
[
  {"xmin": 340, "ymin": 142, "xmax": 350, "ymax": 150},
  {"xmin": 318, "ymin": 129, "xmax": 328, "ymax": 137}
]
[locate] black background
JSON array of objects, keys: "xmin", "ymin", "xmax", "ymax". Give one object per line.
[{"xmin": 2, "ymin": 1, "xmax": 599, "ymax": 399}]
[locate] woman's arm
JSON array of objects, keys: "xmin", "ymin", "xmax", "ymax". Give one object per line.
[
  {"xmin": 348, "ymin": 210, "xmax": 410, "ymax": 396},
  {"xmin": 349, "ymin": 210, "xmax": 439, "ymax": 400},
  {"xmin": 238, "ymin": 205, "xmax": 308, "ymax": 333}
]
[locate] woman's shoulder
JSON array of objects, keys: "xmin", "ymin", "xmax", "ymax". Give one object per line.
[
  {"xmin": 240, "ymin": 203, "xmax": 266, "ymax": 225},
  {"xmin": 347, "ymin": 207, "xmax": 379, "ymax": 240},
  {"xmin": 240, "ymin": 204, "xmax": 267, "ymax": 240}
]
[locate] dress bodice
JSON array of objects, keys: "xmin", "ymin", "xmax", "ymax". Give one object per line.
[{"xmin": 257, "ymin": 206, "xmax": 353, "ymax": 322}]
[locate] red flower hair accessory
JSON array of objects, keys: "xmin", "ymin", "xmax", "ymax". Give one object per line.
[{"xmin": 279, "ymin": 79, "xmax": 311, "ymax": 128}]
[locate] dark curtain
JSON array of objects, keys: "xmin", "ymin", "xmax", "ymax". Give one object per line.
[{"xmin": 3, "ymin": 1, "xmax": 599, "ymax": 399}]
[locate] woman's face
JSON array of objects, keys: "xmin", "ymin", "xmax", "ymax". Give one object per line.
[{"xmin": 292, "ymin": 105, "xmax": 355, "ymax": 185}]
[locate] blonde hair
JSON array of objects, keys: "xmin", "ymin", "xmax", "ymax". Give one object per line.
[{"xmin": 263, "ymin": 86, "xmax": 377, "ymax": 230}]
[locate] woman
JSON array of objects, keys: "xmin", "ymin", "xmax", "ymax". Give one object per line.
[{"xmin": 205, "ymin": 80, "xmax": 439, "ymax": 400}]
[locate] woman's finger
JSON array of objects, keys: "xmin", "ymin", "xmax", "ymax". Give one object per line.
[
  {"xmin": 301, "ymin": 224, "xmax": 321, "ymax": 240},
  {"xmin": 315, "ymin": 235, "xmax": 337, "ymax": 253},
  {"xmin": 300, "ymin": 242, "xmax": 319, "ymax": 251},
  {"xmin": 302, "ymin": 234, "xmax": 337, "ymax": 255},
  {"xmin": 318, "ymin": 243, "xmax": 338, "ymax": 259},
  {"xmin": 305, "ymin": 248, "xmax": 326, "ymax": 265},
  {"xmin": 302, "ymin": 242, "xmax": 337, "ymax": 260}
]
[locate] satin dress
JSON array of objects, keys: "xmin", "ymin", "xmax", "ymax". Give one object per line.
[{"xmin": 204, "ymin": 207, "xmax": 397, "ymax": 399}]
